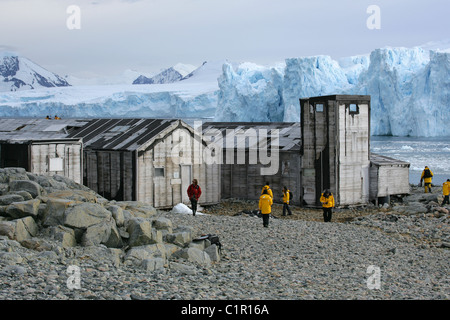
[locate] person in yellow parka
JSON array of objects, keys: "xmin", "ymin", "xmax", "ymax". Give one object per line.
[
  {"xmin": 282, "ymin": 186, "xmax": 292, "ymax": 216},
  {"xmin": 442, "ymin": 179, "xmax": 450, "ymax": 206},
  {"xmin": 420, "ymin": 166, "xmax": 434, "ymax": 193},
  {"xmin": 259, "ymin": 189, "xmax": 273, "ymax": 228},
  {"xmin": 320, "ymin": 189, "xmax": 335, "ymax": 222},
  {"xmin": 261, "ymin": 182, "xmax": 273, "ymax": 199}
]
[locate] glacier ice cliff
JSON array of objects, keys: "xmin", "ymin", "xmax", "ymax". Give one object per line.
[{"xmin": 215, "ymin": 46, "xmax": 450, "ymax": 137}]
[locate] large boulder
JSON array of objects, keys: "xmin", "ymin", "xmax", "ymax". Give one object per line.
[
  {"xmin": 63, "ymin": 202, "xmax": 112, "ymax": 229},
  {"xmin": 0, "ymin": 216, "xmax": 38, "ymax": 242},
  {"xmin": 43, "ymin": 225, "xmax": 77, "ymax": 248},
  {"xmin": 124, "ymin": 243, "xmax": 167, "ymax": 266},
  {"xmin": 127, "ymin": 217, "xmax": 162, "ymax": 247},
  {"xmin": 0, "ymin": 194, "xmax": 25, "ymax": 206},
  {"xmin": 81, "ymin": 221, "xmax": 123, "ymax": 248},
  {"xmin": 47, "ymin": 190, "xmax": 98, "ymax": 203},
  {"xmin": 9, "ymin": 180, "xmax": 43, "ymax": 198},
  {"xmin": 41, "ymin": 198, "xmax": 75, "ymax": 227},
  {"xmin": 165, "ymin": 226, "xmax": 193, "ymax": 247},
  {"xmin": 5, "ymin": 199, "xmax": 41, "ymax": 219}
]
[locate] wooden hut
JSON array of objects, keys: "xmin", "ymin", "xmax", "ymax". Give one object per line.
[
  {"xmin": 0, "ymin": 118, "xmax": 86, "ymax": 184},
  {"xmin": 300, "ymin": 95, "xmax": 371, "ymax": 207},
  {"xmin": 68, "ymin": 119, "xmax": 220, "ymax": 208},
  {"xmin": 369, "ymin": 153, "xmax": 410, "ymax": 204},
  {"xmin": 201, "ymin": 122, "xmax": 301, "ymax": 205}
]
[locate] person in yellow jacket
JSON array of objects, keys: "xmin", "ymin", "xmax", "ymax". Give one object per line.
[
  {"xmin": 420, "ymin": 166, "xmax": 434, "ymax": 193},
  {"xmin": 259, "ymin": 189, "xmax": 273, "ymax": 227},
  {"xmin": 320, "ymin": 189, "xmax": 335, "ymax": 222},
  {"xmin": 282, "ymin": 186, "xmax": 292, "ymax": 216},
  {"xmin": 261, "ymin": 182, "xmax": 273, "ymax": 199},
  {"xmin": 442, "ymin": 179, "xmax": 450, "ymax": 206}
]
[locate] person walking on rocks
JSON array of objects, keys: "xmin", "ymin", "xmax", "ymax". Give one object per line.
[
  {"xmin": 187, "ymin": 179, "xmax": 202, "ymax": 216},
  {"xmin": 420, "ymin": 166, "xmax": 434, "ymax": 193},
  {"xmin": 442, "ymin": 179, "xmax": 450, "ymax": 206},
  {"xmin": 259, "ymin": 189, "xmax": 273, "ymax": 227},
  {"xmin": 282, "ymin": 186, "xmax": 292, "ymax": 216},
  {"xmin": 261, "ymin": 182, "xmax": 273, "ymax": 199},
  {"xmin": 320, "ymin": 189, "xmax": 335, "ymax": 222}
]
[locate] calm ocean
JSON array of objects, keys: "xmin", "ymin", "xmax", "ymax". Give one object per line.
[{"xmin": 371, "ymin": 136, "xmax": 450, "ymax": 186}]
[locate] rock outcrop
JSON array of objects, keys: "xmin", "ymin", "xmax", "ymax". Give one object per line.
[{"xmin": 0, "ymin": 168, "xmax": 220, "ymax": 273}]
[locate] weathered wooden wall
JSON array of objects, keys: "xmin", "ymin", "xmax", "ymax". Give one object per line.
[
  {"xmin": 84, "ymin": 150, "xmax": 134, "ymax": 201},
  {"xmin": 220, "ymin": 150, "xmax": 301, "ymax": 205},
  {"xmin": 301, "ymin": 95, "xmax": 371, "ymax": 207},
  {"xmin": 30, "ymin": 141, "xmax": 83, "ymax": 184},
  {"xmin": 137, "ymin": 127, "xmax": 221, "ymax": 209},
  {"xmin": 369, "ymin": 164, "xmax": 410, "ymax": 200},
  {"xmin": 337, "ymin": 102, "xmax": 370, "ymax": 205}
]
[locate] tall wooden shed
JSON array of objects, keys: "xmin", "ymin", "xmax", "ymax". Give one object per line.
[
  {"xmin": 0, "ymin": 118, "xmax": 86, "ymax": 184},
  {"xmin": 201, "ymin": 122, "xmax": 301, "ymax": 205},
  {"xmin": 68, "ymin": 119, "xmax": 220, "ymax": 208},
  {"xmin": 300, "ymin": 95, "xmax": 371, "ymax": 207}
]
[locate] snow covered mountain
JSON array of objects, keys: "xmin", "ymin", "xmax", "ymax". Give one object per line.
[
  {"xmin": 0, "ymin": 52, "xmax": 70, "ymax": 92},
  {"xmin": 133, "ymin": 63, "xmax": 197, "ymax": 85},
  {"xmin": 0, "ymin": 43, "xmax": 449, "ymax": 137}
]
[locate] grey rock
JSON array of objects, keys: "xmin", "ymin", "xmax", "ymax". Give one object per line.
[
  {"xmin": 6, "ymin": 199, "xmax": 41, "ymax": 219},
  {"xmin": 9, "ymin": 180, "xmax": 43, "ymax": 198},
  {"xmin": 63, "ymin": 202, "xmax": 112, "ymax": 229},
  {"xmin": 0, "ymin": 194, "xmax": 25, "ymax": 206}
]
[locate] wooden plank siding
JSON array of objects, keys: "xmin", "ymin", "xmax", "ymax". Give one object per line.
[{"xmin": 301, "ymin": 95, "xmax": 372, "ymax": 207}]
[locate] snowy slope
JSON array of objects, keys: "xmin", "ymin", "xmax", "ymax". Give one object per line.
[
  {"xmin": 0, "ymin": 60, "xmax": 223, "ymax": 119},
  {"xmin": 0, "ymin": 52, "xmax": 70, "ymax": 92}
]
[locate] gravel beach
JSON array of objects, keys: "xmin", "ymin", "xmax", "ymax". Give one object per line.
[{"xmin": 1, "ymin": 184, "xmax": 448, "ymax": 301}]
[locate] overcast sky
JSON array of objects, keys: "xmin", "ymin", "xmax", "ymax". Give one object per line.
[{"xmin": 0, "ymin": 0, "xmax": 449, "ymax": 78}]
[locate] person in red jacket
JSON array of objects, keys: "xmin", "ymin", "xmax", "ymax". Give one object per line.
[{"xmin": 187, "ymin": 179, "xmax": 202, "ymax": 216}]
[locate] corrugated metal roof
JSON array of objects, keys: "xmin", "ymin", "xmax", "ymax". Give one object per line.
[
  {"xmin": 0, "ymin": 118, "xmax": 88, "ymax": 142},
  {"xmin": 202, "ymin": 122, "xmax": 301, "ymax": 151},
  {"xmin": 67, "ymin": 118, "xmax": 179, "ymax": 151}
]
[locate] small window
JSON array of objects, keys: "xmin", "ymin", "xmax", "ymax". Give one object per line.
[
  {"xmin": 154, "ymin": 167, "xmax": 165, "ymax": 177},
  {"xmin": 315, "ymin": 103, "xmax": 324, "ymax": 112},
  {"xmin": 349, "ymin": 104, "xmax": 359, "ymax": 114}
]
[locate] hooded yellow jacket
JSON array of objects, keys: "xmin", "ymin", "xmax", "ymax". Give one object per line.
[
  {"xmin": 261, "ymin": 185, "xmax": 273, "ymax": 199},
  {"xmin": 320, "ymin": 193, "xmax": 335, "ymax": 208},
  {"xmin": 259, "ymin": 194, "xmax": 273, "ymax": 214},
  {"xmin": 421, "ymin": 168, "xmax": 433, "ymax": 183},
  {"xmin": 283, "ymin": 190, "xmax": 290, "ymax": 204},
  {"xmin": 443, "ymin": 181, "xmax": 450, "ymax": 196}
]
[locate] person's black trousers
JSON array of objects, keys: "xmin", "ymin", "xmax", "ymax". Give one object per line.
[
  {"xmin": 282, "ymin": 203, "xmax": 292, "ymax": 216},
  {"xmin": 323, "ymin": 207, "xmax": 332, "ymax": 222},
  {"xmin": 190, "ymin": 198, "xmax": 198, "ymax": 216},
  {"xmin": 442, "ymin": 195, "xmax": 449, "ymax": 205},
  {"xmin": 262, "ymin": 214, "xmax": 270, "ymax": 227}
]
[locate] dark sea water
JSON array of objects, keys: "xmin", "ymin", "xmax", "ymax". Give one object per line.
[{"xmin": 371, "ymin": 136, "xmax": 450, "ymax": 186}]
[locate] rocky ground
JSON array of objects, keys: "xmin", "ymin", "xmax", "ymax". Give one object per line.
[{"xmin": 0, "ymin": 168, "xmax": 449, "ymax": 300}]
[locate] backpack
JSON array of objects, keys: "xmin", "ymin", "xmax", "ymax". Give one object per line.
[
  {"xmin": 424, "ymin": 169, "xmax": 433, "ymax": 178},
  {"xmin": 289, "ymin": 191, "xmax": 293, "ymax": 202}
]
